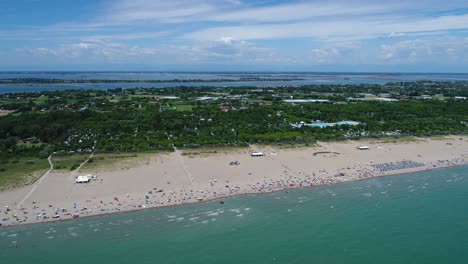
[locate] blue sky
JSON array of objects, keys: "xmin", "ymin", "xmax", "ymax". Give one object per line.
[{"xmin": 1, "ymin": 0, "xmax": 468, "ymax": 72}]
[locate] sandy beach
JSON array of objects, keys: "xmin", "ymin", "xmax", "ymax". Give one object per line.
[{"xmin": 1, "ymin": 136, "xmax": 467, "ymax": 227}]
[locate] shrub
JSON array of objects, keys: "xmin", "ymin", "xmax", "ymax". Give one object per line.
[
  {"xmin": 70, "ymin": 163, "xmax": 80, "ymax": 171},
  {"xmin": 38, "ymin": 151, "xmax": 49, "ymax": 159}
]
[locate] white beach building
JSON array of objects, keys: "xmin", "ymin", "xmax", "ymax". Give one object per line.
[
  {"xmin": 250, "ymin": 152, "xmax": 265, "ymax": 157},
  {"xmin": 75, "ymin": 174, "xmax": 93, "ymax": 183}
]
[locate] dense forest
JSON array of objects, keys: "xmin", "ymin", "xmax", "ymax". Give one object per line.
[{"xmin": 1, "ymin": 81, "xmax": 467, "ymax": 160}]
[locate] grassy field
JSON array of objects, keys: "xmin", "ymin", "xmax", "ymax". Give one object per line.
[
  {"xmin": 426, "ymin": 135, "xmax": 453, "ymax": 140},
  {"xmin": 160, "ymin": 101, "xmax": 193, "ymax": 112},
  {"xmin": 181, "ymin": 146, "xmax": 249, "ymax": 157},
  {"xmin": 79, "ymin": 152, "xmax": 167, "ymax": 171},
  {"xmin": 351, "ymin": 136, "xmax": 420, "ymax": 144},
  {"xmin": 31, "ymin": 97, "xmax": 49, "ymax": 105},
  {"xmin": 266, "ymin": 142, "xmax": 319, "ymax": 149},
  {"xmin": 51, "ymin": 154, "xmax": 90, "ymax": 171},
  {"xmin": 0, "ymin": 110, "xmax": 14, "ymax": 116},
  {"xmin": 0, "ymin": 157, "xmax": 50, "ymax": 190},
  {"xmin": 175, "ymin": 104, "xmax": 193, "ymax": 112}
]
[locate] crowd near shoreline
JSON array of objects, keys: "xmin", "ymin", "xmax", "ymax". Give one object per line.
[{"xmin": 1, "ymin": 136, "xmax": 467, "ymax": 228}]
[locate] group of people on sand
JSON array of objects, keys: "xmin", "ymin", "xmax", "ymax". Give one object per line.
[
  {"xmin": 1, "ymin": 155, "xmax": 467, "ymax": 227},
  {"xmin": 371, "ymin": 160, "xmax": 425, "ymax": 173}
]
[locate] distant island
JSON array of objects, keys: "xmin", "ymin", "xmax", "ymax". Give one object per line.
[{"xmin": 0, "ymin": 77, "xmax": 304, "ymax": 84}]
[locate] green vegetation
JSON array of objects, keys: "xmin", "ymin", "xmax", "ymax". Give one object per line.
[
  {"xmin": 79, "ymin": 153, "xmax": 158, "ymax": 171},
  {"xmin": 0, "ymin": 157, "xmax": 49, "ymax": 190},
  {"xmin": 364, "ymin": 136, "xmax": 420, "ymax": 144},
  {"xmin": 51, "ymin": 154, "xmax": 89, "ymax": 171}
]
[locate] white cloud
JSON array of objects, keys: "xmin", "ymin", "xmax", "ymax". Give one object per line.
[
  {"xmin": 185, "ymin": 13, "xmax": 468, "ymax": 41},
  {"xmin": 79, "ymin": 31, "xmax": 170, "ymax": 42},
  {"xmin": 307, "ymin": 42, "xmax": 365, "ymax": 64},
  {"xmin": 386, "ymin": 32, "xmax": 407, "ymax": 38},
  {"xmin": 205, "ymin": 2, "xmax": 396, "ymax": 23},
  {"xmin": 3, "ymin": 1, "xmax": 468, "ymax": 44},
  {"xmin": 16, "ymin": 38, "xmax": 277, "ymax": 65},
  {"xmin": 3, "ymin": 0, "xmax": 468, "ymax": 69},
  {"xmin": 378, "ymin": 37, "xmax": 468, "ymax": 63},
  {"xmin": 13, "ymin": 36, "xmax": 468, "ymax": 67},
  {"xmin": 102, "ymin": 0, "xmax": 220, "ymax": 23},
  {"xmin": 102, "ymin": 0, "xmax": 468, "ymax": 25},
  {"xmin": 19, "ymin": 42, "xmax": 130, "ymax": 63}
]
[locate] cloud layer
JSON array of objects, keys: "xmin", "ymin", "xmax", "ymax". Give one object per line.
[{"xmin": 2, "ymin": 0, "xmax": 468, "ymax": 71}]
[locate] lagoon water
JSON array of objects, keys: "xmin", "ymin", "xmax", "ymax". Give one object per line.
[
  {"xmin": 1, "ymin": 72, "xmax": 468, "ymax": 93},
  {"xmin": 1, "ymin": 166, "xmax": 468, "ymax": 263}
]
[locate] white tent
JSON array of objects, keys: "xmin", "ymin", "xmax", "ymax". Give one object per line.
[
  {"xmin": 250, "ymin": 152, "xmax": 265, "ymax": 157},
  {"xmin": 357, "ymin": 146, "xmax": 370, "ymax": 150},
  {"xmin": 76, "ymin": 175, "xmax": 92, "ymax": 183}
]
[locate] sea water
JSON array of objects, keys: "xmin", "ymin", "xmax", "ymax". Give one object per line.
[{"xmin": 1, "ymin": 166, "xmax": 467, "ymax": 263}]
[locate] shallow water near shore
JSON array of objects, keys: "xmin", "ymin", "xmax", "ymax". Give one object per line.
[{"xmin": 1, "ymin": 165, "xmax": 468, "ymax": 263}]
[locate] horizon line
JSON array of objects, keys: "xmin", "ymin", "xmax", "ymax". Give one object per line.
[{"xmin": 0, "ymin": 71, "xmax": 467, "ymax": 75}]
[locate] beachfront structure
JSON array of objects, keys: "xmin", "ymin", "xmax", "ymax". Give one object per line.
[
  {"xmin": 196, "ymin": 96, "xmax": 218, "ymax": 101},
  {"xmin": 251, "ymin": 152, "xmax": 265, "ymax": 157},
  {"xmin": 357, "ymin": 146, "xmax": 370, "ymax": 150},
  {"xmin": 75, "ymin": 174, "xmax": 93, "ymax": 183},
  {"xmin": 291, "ymin": 120, "xmax": 360, "ymax": 128},
  {"xmin": 347, "ymin": 97, "xmax": 399, "ymax": 102},
  {"xmin": 156, "ymin": 96, "xmax": 179, "ymax": 100},
  {"xmin": 283, "ymin": 99, "xmax": 330, "ymax": 104},
  {"xmin": 219, "ymin": 105, "xmax": 234, "ymax": 112}
]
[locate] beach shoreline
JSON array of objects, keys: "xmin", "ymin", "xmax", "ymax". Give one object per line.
[
  {"xmin": 1, "ymin": 136, "xmax": 467, "ymax": 228},
  {"xmin": 2, "ymin": 162, "xmax": 467, "ymax": 230}
]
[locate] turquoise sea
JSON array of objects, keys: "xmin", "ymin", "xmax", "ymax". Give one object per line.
[{"xmin": 1, "ymin": 166, "xmax": 468, "ymax": 264}]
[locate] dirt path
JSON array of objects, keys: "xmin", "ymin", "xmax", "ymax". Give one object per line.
[{"xmin": 15, "ymin": 155, "xmax": 54, "ymax": 210}]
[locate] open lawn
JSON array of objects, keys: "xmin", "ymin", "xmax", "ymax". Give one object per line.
[
  {"xmin": 76, "ymin": 150, "xmax": 172, "ymax": 171},
  {"xmin": 51, "ymin": 154, "xmax": 90, "ymax": 171},
  {"xmin": 0, "ymin": 110, "xmax": 14, "ymax": 116},
  {"xmin": 175, "ymin": 104, "xmax": 193, "ymax": 112},
  {"xmin": 181, "ymin": 146, "xmax": 248, "ymax": 157},
  {"xmin": 262, "ymin": 142, "xmax": 319, "ymax": 149},
  {"xmin": 0, "ymin": 157, "xmax": 49, "ymax": 190},
  {"xmin": 353, "ymin": 136, "xmax": 420, "ymax": 144},
  {"xmin": 79, "ymin": 152, "xmax": 169, "ymax": 171}
]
